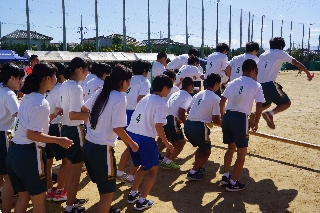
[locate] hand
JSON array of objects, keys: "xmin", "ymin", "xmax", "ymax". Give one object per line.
[
  {"xmin": 130, "ymin": 141, "xmax": 139, "ymax": 153},
  {"xmin": 55, "ymin": 107, "xmax": 63, "ymax": 116},
  {"xmin": 192, "ymin": 76, "xmax": 197, "ymax": 80},
  {"xmin": 306, "ymin": 72, "xmax": 313, "ymax": 81},
  {"xmin": 166, "ymin": 142, "xmax": 174, "ymax": 153},
  {"xmin": 57, "ymin": 137, "xmax": 73, "ymax": 149},
  {"xmin": 251, "ymin": 123, "xmax": 258, "ymax": 132}
]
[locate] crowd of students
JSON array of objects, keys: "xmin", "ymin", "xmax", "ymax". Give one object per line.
[{"xmin": 0, "ymin": 37, "xmax": 313, "ymax": 212}]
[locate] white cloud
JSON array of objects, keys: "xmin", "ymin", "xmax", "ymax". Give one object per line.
[
  {"xmin": 174, "ymin": 35, "xmax": 185, "ymax": 42},
  {"xmin": 310, "ymin": 28, "xmax": 320, "ymax": 33}
]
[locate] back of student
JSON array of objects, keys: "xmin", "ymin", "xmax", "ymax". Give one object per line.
[
  {"xmin": 230, "ymin": 54, "xmax": 259, "ymax": 81},
  {"xmin": 126, "ymin": 75, "xmax": 150, "ymax": 110}
]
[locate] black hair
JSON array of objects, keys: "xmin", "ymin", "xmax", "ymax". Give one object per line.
[
  {"xmin": 182, "ymin": 77, "xmax": 194, "ymax": 90},
  {"xmin": 90, "ymin": 62, "xmax": 99, "ymax": 75},
  {"xmin": 188, "ymin": 48, "xmax": 200, "ymax": 57},
  {"xmin": 216, "ymin": 43, "xmax": 230, "ymax": 53},
  {"xmin": 187, "ymin": 56, "xmax": 200, "ymax": 65},
  {"xmin": 30, "ymin": 55, "xmax": 38, "ymax": 62},
  {"xmin": 54, "ymin": 63, "xmax": 66, "ymax": 77},
  {"xmin": 157, "ymin": 51, "xmax": 167, "ymax": 60},
  {"xmin": 95, "ymin": 63, "xmax": 112, "ymax": 78},
  {"xmin": 242, "ymin": 59, "xmax": 257, "ymax": 73},
  {"xmin": 206, "ymin": 73, "xmax": 221, "ymax": 88},
  {"xmin": 132, "ymin": 59, "xmax": 152, "ymax": 75},
  {"xmin": 21, "ymin": 63, "xmax": 57, "ymax": 94},
  {"xmin": 63, "ymin": 57, "xmax": 88, "ymax": 79},
  {"xmin": 246, "ymin": 41, "xmax": 260, "ymax": 52},
  {"xmin": 163, "ymin": 70, "xmax": 176, "ymax": 81},
  {"xmin": 152, "ymin": 74, "xmax": 173, "ymax": 92},
  {"xmin": 270, "ymin": 37, "xmax": 286, "ymax": 49},
  {"xmin": 166, "ymin": 58, "xmax": 171, "ymax": 64},
  {"xmin": 89, "ymin": 65, "xmax": 132, "ymax": 129},
  {"xmin": 0, "ymin": 63, "xmax": 25, "ymax": 85}
]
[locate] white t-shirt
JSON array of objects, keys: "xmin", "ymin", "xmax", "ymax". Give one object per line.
[
  {"xmin": 229, "ymin": 53, "xmax": 259, "ymax": 81},
  {"xmin": 196, "ymin": 65, "xmax": 204, "ymax": 82},
  {"xmin": 149, "ymin": 61, "xmax": 165, "ymax": 83},
  {"xmin": 127, "ymin": 94, "xmax": 167, "ymax": 138},
  {"xmin": 205, "ymin": 52, "xmax": 228, "ymax": 79},
  {"xmin": 45, "ymin": 83, "xmax": 62, "ymax": 124},
  {"xmin": 176, "ymin": 65, "xmax": 203, "ymax": 89},
  {"xmin": 125, "ymin": 75, "xmax": 151, "ymax": 110},
  {"xmin": 167, "ymin": 90, "xmax": 192, "ymax": 120},
  {"xmin": 83, "ymin": 77, "xmax": 104, "ymax": 102},
  {"xmin": 187, "ymin": 90, "xmax": 221, "ymax": 123},
  {"xmin": 12, "ymin": 92, "xmax": 50, "ymax": 147},
  {"xmin": 223, "ymin": 76, "xmax": 265, "ymax": 115},
  {"xmin": 166, "ymin": 54, "xmax": 189, "ymax": 70},
  {"xmin": 57, "ymin": 80, "xmax": 84, "ymax": 126},
  {"xmin": 79, "ymin": 73, "xmax": 96, "ymax": 88},
  {"xmin": 85, "ymin": 90, "xmax": 127, "ymax": 146},
  {"xmin": 257, "ymin": 49, "xmax": 293, "ymax": 83},
  {"xmin": 0, "ymin": 87, "xmax": 19, "ymax": 131},
  {"xmin": 162, "ymin": 85, "xmax": 179, "ymax": 103}
]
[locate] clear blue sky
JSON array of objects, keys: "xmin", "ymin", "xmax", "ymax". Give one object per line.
[{"xmin": 0, "ymin": 0, "xmax": 319, "ymax": 50}]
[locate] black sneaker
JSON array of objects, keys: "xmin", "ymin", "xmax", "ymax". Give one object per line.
[
  {"xmin": 158, "ymin": 153, "xmax": 164, "ymax": 161},
  {"xmin": 109, "ymin": 206, "xmax": 121, "ymax": 213},
  {"xmin": 221, "ymin": 175, "xmax": 231, "ymax": 185},
  {"xmin": 52, "ymin": 173, "xmax": 58, "ymax": 183},
  {"xmin": 64, "ymin": 206, "xmax": 85, "ymax": 213},
  {"xmin": 135, "ymin": 199, "xmax": 154, "ymax": 211},
  {"xmin": 186, "ymin": 171, "xmax": 204, "ymax": 181},
  {"xmin": 226, "ymin": 180, "xmax": 245, "ymax": 192},
  {"xmin": 127, "ymin": 191, "xmax": 140, "ymax": 204},
  {"xmin": 73, "ymin": 198, "xmax": 87, "ymax": 206},
  {"xmin": 198, "ymin": 167, "xmax": 205, "ymax": 174}
]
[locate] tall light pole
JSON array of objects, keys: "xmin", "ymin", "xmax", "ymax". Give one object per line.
[
  {"xmin": 272, "ymin": 20, "xmax": 273, "ymax": 38},
  {"xmin": 240, "ymin": 9, "xmax": 242, "ymax": 53},
  {"xmin": 307, "ymin": 25, "xmax": 311, "ymax": 60},
  {"xmin": 185, "ymin": 0, "xmax": 188, "ymax": 53},
  {"xmin": 62, "ymin": 0, "xmax": 67, "ymax": 51},
  {"xmin": 201, "ymin": 0, "xmax": 204, "ymax": 58},
  {"xmin": 123, "ymin": 0, "xmax": 127, "ymax": 51},
  {"xmin": 168, "ymin": 0, "xmax": 171, "ymax": 53},
  {"xmin": 280, "ymin": 20, "xmax": 283, "ymax": 37},
  {"xmin": 148, "ymin": 0, "xmax": 150, "ymax": 52},
  {"xmin": 251, "ymin": 14, "xmax": 254, "ymax": 41},
  {"xmin": 289, "ymin": 21, "xmax": 292, "ymax": 55},
  {"xmin": 95, "ymin": 0, "xmax": 99, "ymax": 52},
  {"xmin": 248, "ymin": 12, "xmax": 250, "ymax": 42},
  {"xmin": 228, "ymin": 5, "xmax": 231, "ymax": 59},
  {"xmin": 26, "ymin": 0, "xmax": 31, "ymax": 50},
  {"xmin": 216, "ymin": 0, "xmax": 219, "ymax": 46},
  {"xmin": 318, "ymin": 35, "xmax": 320, "ymax": 59},
  {"xmin": 261, "ymin": 15, "xmax": 265, "ymax": 52}
]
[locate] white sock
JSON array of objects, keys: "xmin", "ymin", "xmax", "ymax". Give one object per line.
[
  {"xmin": 268, "ymin": 110, "xmax": 274, "ymax": 116},
  {"xmin": 139, "ymin": 197, "xmax": 146, "ymax": 203},
  {"xmin": 163, "ymin": 157, "xmax": 168, "ymax": 163},
  {"xmin": 127, "ymin": 175, "xmax": 134, "ymax": 182},
  {"xmin": 166, "ymin": 159, "xmax": 173, "ymax": 164},
  {"xmin": 230, "ymin": 179, "xmax": 237, "ymax": 185},
  {"xmin": 189, "ymin": 170, "xmax": 197, "ymax": 174},
  {"xmin": 130, "ymin": 190, "xmax": 139, "ymax": 196},
  {"xmin": 223, "ymin": 172, "xmax": 230, "ymax": 178},
  {"xmin": 65, "ymin": 205, "xmax": 74, "ymax": 212},
  {"xmin": 117, "ymin": 170, "xmax": 124, "ymax": 176}
]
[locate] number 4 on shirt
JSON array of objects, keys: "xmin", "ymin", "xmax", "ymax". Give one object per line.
[{"xmin": 136, "ymin": 114, "xmax": 141, "ymax": 123}]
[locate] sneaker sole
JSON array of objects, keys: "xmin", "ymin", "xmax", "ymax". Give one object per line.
[
  {"xmin": 220, "ymin": 180, "xmax": 229, "ymax": 185},
  {"xmin": 127, "ymin": 198, "xmax": 139, "ymax": 204},
  {"xmin": 53, "ymin": 198, "xmax": 67, "ymax": 202},
  {"xmin": 160, "ymin": 165, "xmax": 180, "ymax": 170},
  {"xmin": 135, "ymin": 203, "xmax": 154, "ymax": 211},
  {"xmin": 226, "ymin": 187, "xmax": 245, "ymax": 192},
  {"xmin": 262, "ymin": 113, "xmax": 275, "ymax": 129},
  {"xmin": 186, "ymin": 177, "xmax": 204, "ymax": 181},
  {"xmin": 124, "ymin": 182, "xmax": 133, "ymax": 187}
]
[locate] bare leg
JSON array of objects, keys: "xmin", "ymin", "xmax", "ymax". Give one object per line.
[
  {"xmin": 140, "ymin": 166, "xmax": 158, "ymax": 198},
  {"xmin": 97, "ymin": 193, "xmax": 114, "ymax": 213},
  {"xmin": 157, "ymin": 138, "xmax": 166, "ymax": 153},
  {"xmin": 56, "ymin": 158, "xmax": 68, "ymax": 189},
  {"xmin": 131, "ymin": 166, "xmax": 145, "ymax": 192},
  {"xmin": 223, "ymin": 143, "xmax": 236, "ymax": 173},
  {"xmin": 262, "ymin": 104, "xmax": 271, "ymax": 112},
  {"xmin": 231, "ymin": 147, "xmax": 247, "ymax": 181},
  {"xmin": 66, "ymin": 162, "xmax": 83, "ymax": 206},
  {"xmin": 46, "ymin": 158, "xmax": 53, "ymax": 189},
  {"xmin": 272, "ymin": 102, "xmax": 291, "ymax": 115},
  {"xmin": 30, "ymin": 192, "xmax": 46, "ymax": 213},
  {"xmin": 1, "ymin": 175, "xmax": 14, "ymax": 213},
  {"xmin": 13, "ymin": 191, "xmax": 30, "ymax": 213},
  {"xmin": 64, "ymin": 160, "xmax": 72, "ymax": 194},
  {"xmin": 117, "ymin": 148, "xmax": 130, "ymax": 172},
  {"xmin": 192, "ymin": 148, "xmax": 211, "ymax": 171},
  {"xmin": 168, "ymin": 139, "xmax": 186, "ymax": 161}
]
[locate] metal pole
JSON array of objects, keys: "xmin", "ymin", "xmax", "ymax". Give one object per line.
[
  {"xmin": 95, "ymin": 0, "xmax": 99, "ymax": 52},
  {"xmin": 26, "ymin": 0, "xmax": 31, "ymax": 50},
  {"xmin": 261, "ymin": 15, "xmax": 264, "ymax": 51},
  {"xmin": 251, "ymin": 14, "xmax": 254, "ymax": 41},
  {"xmin": 185, "ymin": 0, "xmax": 188, "ymax": 53},
  {"xmin": 62, "ymin": 0, "xmax": 67, "ymax": 51},
  {"xmin": 228, "ymin": 5, "xmax": 231, "ymax": 59},
  {"xmin": 201, "ymin": 0, "xmax": 204, "ymax": 58},
  {"xmin": 168, "ymin": 0, "xmax": 171, "ymax": 53},
  {"xmin": 0, "ymin": 22, "xmax": 2, "ymax": 39},
  {"xmin": 318, "ymin": 35, "xmax": 320, "ymax": 59},
  {"xmin": 80, "ymin": 15, "xmax": 83, "ymax": 45},
  {"xmin": 216, "ymin": 1, "xmax": 219, "ymax": 46},
  {"xmin": 123, "ymin": 0, "xmax": 127, "ymax": 51},
  {"xmin": 272, "ymin": 20, "xmax": 273, "ymax": 38},
  {"xmin": 240, "ymin": 9, "xmax": 242, "ymax": 53},
  {"xmin": 281, "ymin": 20, "xmax": 283, "ymax": 37},
  {"xmin": 307, "ymin": 27, "xmax": 310, "ymax": 60},
  {"xmin": 148, "ymin": 0, "xmax": 150, "ymax": 52},
  {"xmin": 302, "ymin": 24, "xmax": 304, "ymax": 51},
  {"xmin": 248, "ymin": 12, "xmax": 250, "ymax": 42},
  {"xmin": 289, "ymin": 21, "xmax": 292, "ymax": 55}
]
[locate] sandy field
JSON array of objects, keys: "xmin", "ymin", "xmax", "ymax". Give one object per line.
[{"xmin": 5, "ymin": 71, "xmax": 320, "ymax": 213}]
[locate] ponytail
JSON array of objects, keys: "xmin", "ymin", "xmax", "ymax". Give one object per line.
[{"xmin": 89, "ymin": 65, "xmax": 132, "ymax": 129}]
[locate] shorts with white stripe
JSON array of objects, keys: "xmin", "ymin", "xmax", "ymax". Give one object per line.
[
  {"xmin": 83, "ymin": 140, "xmax": 116, "ymax": 194},
  {"xmin": 0, "ymin": 131, "xmax": 12, "ymax": 175},
  {"xmin": 6, "ymin": 142, "xmax": 47, "ymax": 195},
  {"xmin": 184, "ymin": 120, "xmax": 211, "ymax": 153},
  {"xmin": 261, "ymin": 81, "xmax": 290, "ymax": 107},
  {"xmin": 61, "ymin": 124, "xmax": 86, "ymax": 164}
]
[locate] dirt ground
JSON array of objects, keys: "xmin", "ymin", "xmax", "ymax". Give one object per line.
[{"xmin": 9, "ymin": 71, "xmax": 320, "ymax": 212}]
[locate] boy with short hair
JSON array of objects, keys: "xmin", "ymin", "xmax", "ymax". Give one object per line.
[
  {"xmin": 160, "ymin": 77, "xmax": 194, "ymax": 170},
  {"xmin": 126, "ymin": 75, "xmax": 174, "ymax": 211},
  {"xmin": 184, "ymin": 73, "xmax": 222, "ymax": 181},
  {"xmin": 257, "ymin": 37, "xmax": 313, "ymax": 129},
  {"xmin": 220, "ymin": 59, "xmax": 265, "ymax": 191},
  {"xmin": 149, "ymin": 51, "xmax": 167, "ymax": 83},
  {"xmin": 225, "ymin": 41, "xmax": 260, "ymax": 81}
]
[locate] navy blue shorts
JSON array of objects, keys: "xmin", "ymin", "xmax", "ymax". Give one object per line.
[
  {"xmin": 7, "ymin": 143, "xmax": 47, "ymax": 196},
  {"xmin": 128, "ymin": 132, "xmax": 158, "ymax": 171},
  {"xmin": 163, "ymin": 115, "xmax": 184, "ymax": 143},
  {"xmin": 46, "ymin": 124, "xmax": 66, "ymax": 160},
  {"xmin": 222, "ymin": 111, "xmax": 249, "ymax": 148},
  {"xmin": 126, "ymin": 110, "xmax": 134, "ymax": 127},
  {"xmin": 61, "ymin": 124, "xmax": 86, "ymax": 164},
  {"xmin": 261, "ymin": 81, "xmax": 290, "ymax": 107},
  {"xmin": 184, "ymin": 120, "xmax": 211, "ymax": 153},
  {"xmin": 83, "ymin": 140, "xmax": 117, "ymax": 194},
  {"xmin": 0, "ymin": 131, "xmax": 12, "ymax": 175}
]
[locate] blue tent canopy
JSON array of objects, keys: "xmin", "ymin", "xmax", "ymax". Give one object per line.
[{"xmin": 0, "ymin": 50, "xmax": 29, "ymax": 62}]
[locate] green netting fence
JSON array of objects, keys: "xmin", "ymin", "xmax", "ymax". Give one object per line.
[{"xmin": 281, "ymin": 61, "xmax": 320, "ymax": 71}]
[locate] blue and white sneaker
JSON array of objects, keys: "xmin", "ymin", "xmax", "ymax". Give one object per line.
[
  {"xmin": 198, "ymin": 167, "xmax": 206, "ymax": 174},
  {"xmin": 226, "ymin": 180, "xmax": 245, "ymax": 192},
  {"xmin": 135, "ymin": 199, "xmax": 154, "ymax": 211},
  {"xmin": 221, "ymin": 175, "xmax": 232, "ymax": 185},
  {"xmin": 127, "ymin": 192, "xmax": 140, "ymax": 204},
  {"xmin": 186, "ymin": 171, "xmax": 204, "ymax": 181}
]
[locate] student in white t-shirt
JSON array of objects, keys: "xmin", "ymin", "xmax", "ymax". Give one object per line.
[
  {"xmin": 149, "ymin": 51, "xmax": 167, "ymax": 87},
  {"xmin": 126, "ymin": 75, "xmax": 174, "ymax": 211},
  {"xmin": 220, "ymin": 59, "xmax": 265, "ymax": 191},
  {"xmin": 83, "ymin": 63, "xmax": 111, "ymax": 102},
  {"xmin": 45, "ymin": 63, "xmax": 69, "ymax": 202},
  {"xmin": 225, "ymin": 41, "xmax": 260, "ymax": 81},
  {"xmin": 0, "ymin": 63, "xmax": 24, "ymax": 213},
  {"xmin": 184, "ymin": 73, "xmax": 222, "ymax": 181},
  {"xmin": 82, "ymin": 65, "xmax": 138, "ymax": 213},
  {"xmin": 7, "ymin": 63, "xmax": 72, "ymax": 213},
  {"xmin": 205, "ymin": 43, "xmax": 229, "ymax": 96},
  {"xmin": 57, "ymin": 57, "xmax": 89, "ymax": 213},
  {"xmin": 117, "ymin": 59, "xmax": 151, "ymax": 187},
  {"xmin": 160, "ymin": 77, "xmax": 194, "ymax": 170},
  {"xmin": 166, "ymin": 48, "xmax": 200, "ymax": 70},
  {"xmin": 256, "ymin": 37, "xmax": 313, "ymax": 129}
]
